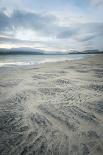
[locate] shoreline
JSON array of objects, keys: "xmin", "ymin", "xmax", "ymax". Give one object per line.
[{"xmin": 0, "ymin": 53, "xmax": 94, "ymax": 68}]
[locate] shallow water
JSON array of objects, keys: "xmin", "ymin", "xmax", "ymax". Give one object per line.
[{"xmin": 0, "ymin": 54, "xmax": 90, "ymax": 67}]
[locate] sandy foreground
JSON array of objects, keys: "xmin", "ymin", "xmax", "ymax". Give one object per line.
[{"xmin": 0, "ymin": 54, "xmax": 103, "ymax": 155}]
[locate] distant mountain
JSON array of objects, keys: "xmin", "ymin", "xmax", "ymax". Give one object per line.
[
  {"xmin": 0, "ymin": 48, "xmax": 69, "ymax": 55},
  {"xmin": 0, "ymin": 48, "xmax": 103, "ymax": 55},
  {"xmin": 69, "ymin": 49, "xmax": 103, "ymax": 54},
  {"xmin": 44, "ymin": 51, "xmax": 68, "ymax": 55},
  {"xmin": 82, "ymin": 49, "xmax": 100, "ymax": 54},
  {"xmin": 0, "ymin": 48, "xmax": 44, "ymax": 55}
]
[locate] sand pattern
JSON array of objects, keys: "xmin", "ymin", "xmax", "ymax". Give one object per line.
[{"xmin": 0, "ymin": 55, "xmax": 103, "ymax": 155}]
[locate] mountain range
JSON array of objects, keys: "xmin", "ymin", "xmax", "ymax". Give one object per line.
[{"xmin": 0, "ymin": 48, "xmax": 103, "ymax": 55}]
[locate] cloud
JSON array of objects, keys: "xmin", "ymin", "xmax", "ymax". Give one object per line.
[
  {"xmin": 0, "ymin": 11, "xmax": 10, "ymax": 31},
  {"xmin": 0, "ymin": 10, "xmax": 57, "ymax": 33},
  {"xmin": 89, "ymin": 0, "xmax": 103, "ymax": 6},
  {"xmin": 56, "ymin": 22, "xmax": 103, "ymax": 43},
  {"xmin": 57, "ymin": 27, "xmax": 77, "ymax": 39},
  {"xmin": 12, "ymin": 10, "xmax": 56, "ymax": 30},
  {"xmin": 76, "ymin": 34, "xmax": 95, "ymax": 42},
  {"xmin": 0, "ymin": 8, "xmax": 103, "ymax": 51},
  {"xmin": 0, "ymin": 36, "xmax": 39, "ymax": 44}
]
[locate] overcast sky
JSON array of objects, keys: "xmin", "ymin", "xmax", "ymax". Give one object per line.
[{"xmin": 0, "ymin": 0, "xmax": 103, "ymax": 52}]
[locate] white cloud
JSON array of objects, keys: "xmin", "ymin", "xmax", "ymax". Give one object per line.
[{"xmin": 0, "ymin": 0, "xmax": 103, "ymax": 52}]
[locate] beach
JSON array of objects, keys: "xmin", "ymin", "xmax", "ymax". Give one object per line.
[{"xmin": 0, "ymin": 54, "xmax": 103, "ymax": 155}]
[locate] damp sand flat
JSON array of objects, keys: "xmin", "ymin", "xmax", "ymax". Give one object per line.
[{"xmin": 0, "ymin": 54, "xmax": 103, "ymax": 155}]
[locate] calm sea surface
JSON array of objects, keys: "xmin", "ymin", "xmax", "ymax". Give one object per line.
[{"xmin": 0, "ymin": 54, "xmax": 91, "ymax": 67}]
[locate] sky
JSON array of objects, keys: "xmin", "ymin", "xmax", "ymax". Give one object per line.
[{"xmin": 0, "ymin": 0, "xmax": 103, "ymax": 52}]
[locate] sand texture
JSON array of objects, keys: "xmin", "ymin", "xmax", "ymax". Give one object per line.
[{"xmin": 0, "ymin": 55, "xmax": 103, "ymax": 155}]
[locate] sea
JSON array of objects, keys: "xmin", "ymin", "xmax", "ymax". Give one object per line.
[{"xmin": 0, "ymin": 54, "xmax": 91, "ymax": 67}]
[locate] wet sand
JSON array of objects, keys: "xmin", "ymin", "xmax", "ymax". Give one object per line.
[{"xmin": 0, "ymin": 54, "xmax": 103, "ymax": 155}]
